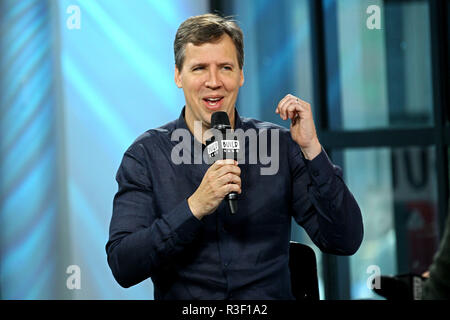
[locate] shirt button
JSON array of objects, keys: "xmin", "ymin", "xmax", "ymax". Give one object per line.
[{"xmin": 312, "ymin": 170, "xmax": 320, "ymax": 177}]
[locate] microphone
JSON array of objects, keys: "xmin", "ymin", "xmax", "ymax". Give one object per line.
[{"xmin": 206, "ymin": 111, "xmax": 239, "ymax": 214}]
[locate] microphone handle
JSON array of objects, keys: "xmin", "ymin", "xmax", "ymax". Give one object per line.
[
  {"xmin": 226, "ymin": 138, "xmax": 238, "ymax": 214},
  {"xmin": 227, "ymin": 193, "xmax": 238, "ymax": 214}
]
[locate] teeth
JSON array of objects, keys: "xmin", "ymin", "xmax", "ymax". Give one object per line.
[{"xmin": 206, "ymin": 98, "xmax": 221, "ymax": 101}]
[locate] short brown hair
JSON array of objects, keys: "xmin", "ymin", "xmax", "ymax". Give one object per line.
[{"xmin": 174, "ymin": 13, "xmax": 244, "ymax": 71}]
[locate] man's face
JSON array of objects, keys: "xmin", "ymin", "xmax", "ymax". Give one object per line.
[{"xmin": 175, "ymin": 34, "xmax": 244, "ymax": 131}]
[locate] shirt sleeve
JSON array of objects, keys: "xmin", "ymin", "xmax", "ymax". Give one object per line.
[
  {"xmin": 105, "ymin": 143, "xmax": 203, "ymax": 288},
  {"xmin": 289, "ymin": 141, "xmax": 364, "ymax": 255}
]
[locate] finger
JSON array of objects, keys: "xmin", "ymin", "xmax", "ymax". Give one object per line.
[
  {"xmin": 278, "ymin": 94, "xmax": 299, "ymax": 120},
  {"xmin": 217, "ymin": 159, "xmax": 237, "ymax": 166},
  {"xmin": 220, "ymin": 182, "xmax": 241, "ymax": 196},
  {"xmin": 286, "ymin": 102, "xmax": 296, "ymax": 119},
  {"xmin": 277, "ymin": 96, "xmax": 292, "ymax": 120},
  {"xmin": 211, "ymin": 159, "xmax": 237, "ymax": 170},
  {"xmin": 296, "ymin": 99, "xmax": 312, "ymax": 116},
  {"xmin": 298, "ymin": 99, "xmax": 312, "ymax": 112},
  {"xmin": 279, "ymin": 99, "xmax": 300, "ymax": 120},
  {"xmin": 280, "ymin": 95, "xmax": 296, "ymax": 119},
  {"xmin": 286, "ymin": 100, "xmax": 307, "ymax": 119},
  {"xmin": 276, "ymin": 94, "xmax": 290, "ymax": 111},
  {"xmin": 218, "ymin": 173, "xmax": 241, "ymax": 188},
  {"xmin": 276, "ymin": 94, "xmax": 294, "ymax": 116},
  {"xmin": 215, "ymin": 164, "xmax": 241, "ymax": 178}
]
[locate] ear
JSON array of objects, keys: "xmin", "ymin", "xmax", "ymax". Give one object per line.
[
  {"xmin": 239, "ymin": 68, "xmax": 244, "ymax": 87},
  {"xmin": 174, "ymin": 66, "xmax": 182, "ymax": 88}
]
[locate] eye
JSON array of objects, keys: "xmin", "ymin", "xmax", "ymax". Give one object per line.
[
  {"xmin": 192, "ymin": 66, "xmax": 204, "ymax": 71},
  {"xmin": 223, "ymin": 66, "xmax": 232, "ymax": 71}
]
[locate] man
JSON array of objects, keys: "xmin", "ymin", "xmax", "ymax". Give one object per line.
[
  {"xmin": 106, "ymin": 13, "xmax": 363, "ymax": 300},
  {"xmin": 422, "ymin": 201, "xmax": 450, "ymax": 299}
]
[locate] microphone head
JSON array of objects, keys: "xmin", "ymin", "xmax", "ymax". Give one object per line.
[{"xmin": 211, "ymin": 111, "xmax": 230, "ymax": 129}]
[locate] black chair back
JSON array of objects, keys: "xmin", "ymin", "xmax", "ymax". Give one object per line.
[{"xmin": 289, "ymin": 241, "xmax": 320, "ymax": 300}]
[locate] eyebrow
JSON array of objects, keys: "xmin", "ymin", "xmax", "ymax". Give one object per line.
[
  {"xmin": 218, "ymin": 62, "xmax": 235, "ymax": 67},
  {"xmin": 190, "ymin": 62, "xmax": 235, "ymax": 68},
  {"xmin": 190, "ymin": 63, "xmax": 207, "ymax": 69}
]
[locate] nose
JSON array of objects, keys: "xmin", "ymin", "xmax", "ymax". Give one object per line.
[{"xmin": 205, "ymin": 67, "xmax": 222, "ymax": 89}]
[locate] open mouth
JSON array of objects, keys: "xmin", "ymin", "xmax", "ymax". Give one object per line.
[{"xmin": 203, "ymin": 96, "xmax": 224, "ymax": 109}]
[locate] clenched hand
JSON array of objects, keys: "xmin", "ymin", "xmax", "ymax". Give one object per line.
[
  {"xmin": 188, "ymin": 159, "xmax": 241, "ymax": 220},
  {"xmin": 276, "ymin": 94, "xmax": 322, "ymax": 160}
]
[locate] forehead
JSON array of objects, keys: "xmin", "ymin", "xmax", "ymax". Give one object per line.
[{"xmin": 184, "ymin": 35, "xmax": 238, "ymax": 64}]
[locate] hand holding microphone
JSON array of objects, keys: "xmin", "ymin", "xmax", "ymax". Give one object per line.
[
  {"xmin": 188, "ymin": 111, "xmax": 241, "ymax": 219},
  {"xmin": 188, "ymin": 159, "xmax": 241, "ymax": 220}
]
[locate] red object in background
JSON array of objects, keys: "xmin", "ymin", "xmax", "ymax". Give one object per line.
[{"xmin": 406, "ymin": 201, "xmax": 439, "ymax": 274}]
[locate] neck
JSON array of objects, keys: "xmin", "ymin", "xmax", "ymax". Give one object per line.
[{"xmin": 185, "ymin": 108, "xmax": 236, "ymax": 145}]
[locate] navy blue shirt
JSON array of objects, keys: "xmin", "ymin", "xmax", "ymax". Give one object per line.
[{"xmin": 106, "ymin": 107, "xmax": 363, "ymax": 299}]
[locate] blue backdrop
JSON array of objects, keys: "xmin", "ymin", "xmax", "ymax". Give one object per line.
[{"xmin": 0, "ymin": 0, "xmax": 208, "ymax": 300}]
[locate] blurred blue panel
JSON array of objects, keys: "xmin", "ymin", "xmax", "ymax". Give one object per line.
[
  {"xmin": 62, "ymin": 54, "xmax": 134, "ymax": 152},
  {"xmin": 77, "ymin": 0, "xmax": 178, "ymax": 116},
  {"xmin": 0, "ymin": 0, "xmax": 62, "ymax": 299},
  {"xmin": 2, "ymin": 204, "xmax": 56, "ymax": 299},
  {"xmin": 58, "ymin": 0, "xmax": 209, "ymax": 299},
  {"xmin": 0, "ymin": 0, "xmax": 209, "ymax": 300}
]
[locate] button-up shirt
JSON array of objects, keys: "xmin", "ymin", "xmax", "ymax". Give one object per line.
[{"xmin": 106, "ymin": 107, "xmax": 363, "ymax": 299}]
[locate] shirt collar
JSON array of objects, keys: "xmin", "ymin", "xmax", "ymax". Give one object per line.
[{"xmin": 175, "ymin": 106, "xmax": 244, "ymax": 132}]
